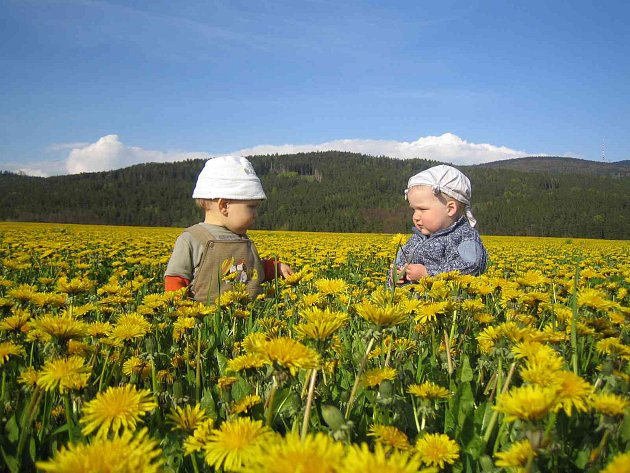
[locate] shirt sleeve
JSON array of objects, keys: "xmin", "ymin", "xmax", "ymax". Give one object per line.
[
  {"xmin": 164, "ymin": 233, "xmax": 195, "ymax": 280},
  {"xmin": 423, "ymin": 239, "xmax": 486, "ymax": 276}
]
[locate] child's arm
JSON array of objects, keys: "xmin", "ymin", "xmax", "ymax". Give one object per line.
[
  {"xmin": 164, "ymin": 275, "xmax": 190, "ymax": 291},
  {"xmin": 262, "ymin": 259, "xmax": 294, "ymax": 280}
]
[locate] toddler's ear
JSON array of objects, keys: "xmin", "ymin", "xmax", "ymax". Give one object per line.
[{"xmin": 446, "ymin": 200, "xmax": 458, "ymax": 216}]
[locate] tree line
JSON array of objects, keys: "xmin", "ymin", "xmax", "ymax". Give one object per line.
[{"xmin": 1, "ymin": 152, "xmax": 628, "ymax": 239}]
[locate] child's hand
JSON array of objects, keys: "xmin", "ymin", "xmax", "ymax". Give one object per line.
[
  {"xmin": 405, "ymin": 263, "xmax": 428, "ymax": 281},
  {"xmin": 277, "ymin": 263, "xmax": 294, "ymax": 278},
  {"xmin": 389, "ymin": 263, "xmax": 409, "ymax": 285}
]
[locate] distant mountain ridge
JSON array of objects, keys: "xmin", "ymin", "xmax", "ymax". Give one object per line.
[
  {"xmin": 1, "ymin": 152, "xmax": 629, "ymax": 239},
  {"xmin": 475, "ymin": 156, "xmax": 630, "ymax": 176}
]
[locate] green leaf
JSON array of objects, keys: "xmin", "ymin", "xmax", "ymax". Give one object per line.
[
  {"xmin": 5, "ymin": 414, "xmax": 19, "ymax": 444},
  {"xmin": 621, "ymin": 410, "xmax": 630, "ymax": 443},
  {"xmin": 459, "ymin": 354, "xmax": 474, "ymax": 383}
]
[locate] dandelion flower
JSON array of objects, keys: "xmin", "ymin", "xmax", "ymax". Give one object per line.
[
  {"xmin": 407, "ymin": 381, "xmax": 451, "ymax": 400},
  {"xmin": 361, "ymin": 367, "xmax": 397, "ymax": 388},
  {"xmin": 589, "ymin": 392, "xmax": 629, "ymax": 417},
  {"xmin": 415, "ymin": 433, "xmax": 460, "ymax": 469},
  {"xmin": 601, "ymin": 451, "xmax": 630, "ymax": 473},
  {"xmin": 554, "ymin": 371, "xmax": 592, "ymax": 416},
  {"xmin": 354, "ymin": 301, "xmax": 409, "ymax": 328},
  {"xmin": 183, "ymin": 418, "xmax": 215, "ymax": 455},
  {"xmin": 203, "ymin": 417, "xmax": 273, "ymax": 472},
  {"xmin": 166, "ymin": 403, "xmax": 209, "ymax": 433},
  {"xmin": 342, "ymin": 442, "xmax": 427, "ymax": 473},
  {"xmin": 80, "ymin": 384, "xmax": 157, "ymax": 437},
  {"xmin": 226, "ymin": 353, "xmax": 267, "ymax": 373},
  {"xmin": 242, "ymin": 432, "xmax": 345, "ymax": 473},
  {"xmin": 0, "ymin": 341, "xmax": 24, "ymax": 365},
  {"xmin": 37, "ymin": 356, "xmax": 91, "ymax": 393},
  {"xmin": 294, "ymin": 307, "xmax": 349, "ymax": 340},
  {"xmin": 314, "ymin": 278, "xmax": 348, "ymax": 296},
  {"xmin": 33, "ymin": 314, "xmax": 89, "ymax": 340},
  {"xmin": 256, "ymin": 337, "xmax": 320, "ymax": 376},
  {"xmin": 230, "ymin": 394, "xmax": 261, "ymax": 415},
  {"xmin": 368, "ymin": 424, "xmax": 411, "ymax": 451},
  {"xmin": 414, "ymin": 301, "xmax": 452, "ymax": 324},
  {"xmin": 0, "ymin": 309, "xmax": 31, "ymax": 331},
  {"xmin": 56, "ymin": 276, "xmax": 95, "ymax": 295},
  {"xmin": 36, "ymin": 428, "xmax": 163, "ymax": 473},
  {"xmin": 495, "ymin": 385, "xmax": 560, "ymax": 422},
  {"xmin": 494, "ymin": 439, "xmax": 536, "ymax": 468}
]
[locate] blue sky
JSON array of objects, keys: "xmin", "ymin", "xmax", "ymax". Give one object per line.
[{"xmin": 1, "ymin": 0, "xmax": 629, "ymax": 176}]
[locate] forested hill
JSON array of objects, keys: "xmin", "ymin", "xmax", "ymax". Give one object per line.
[{"xmin": 1, "ymin": 152, "xmax": 629, "ymax": 239}]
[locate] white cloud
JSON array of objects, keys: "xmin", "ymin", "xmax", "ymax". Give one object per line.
[
  {"xmin": 236, "ymin": 133, "xmax": 528, "ymax": 165},
  {"xmin": 65, "ymin": 134, "xmax": 203, "ymax": 174}
]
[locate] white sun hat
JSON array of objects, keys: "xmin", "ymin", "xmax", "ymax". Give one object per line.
[
  {"xmin": 405, "ymin": 164, "xmax": 477, "ymax": 227},
  {"xmin": 192, "ymin": 155, "xmax": 267, "ymax": 200}
]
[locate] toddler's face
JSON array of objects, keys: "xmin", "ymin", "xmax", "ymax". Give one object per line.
[
  {"xmin": 224, "ymin": 200, "xmax": 261, "ymax": 234},
  {"xmin": 407, "ymin": 186, "xmax": 456, "ymax": 236}
]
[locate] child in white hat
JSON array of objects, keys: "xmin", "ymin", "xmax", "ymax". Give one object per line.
[
  {"xmin": 165, "ymin": 156, "xmax": 293, "ymax": 303},
  {"xmin": 391, "ymin": 164, "xmax": 487, "ymax": 284}
]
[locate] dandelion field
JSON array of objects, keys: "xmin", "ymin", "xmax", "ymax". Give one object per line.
[{"xmin": 0, "ymin": 222, "xmax": 628, "ymax": 472}]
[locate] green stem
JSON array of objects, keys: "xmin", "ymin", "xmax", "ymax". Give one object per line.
[
  {"xmin": 265, "ymin": 375, "xmax": 279, "ymax": 427},
  {"xmin": 16, "ymin": 387, "xmax": 43, "ymax": 471},
  {"xmin": 571, "ymin": 263, "xmax": 581, "ymax": 375},
  {"xmin": 64, "ymin": 392, "xmax": 76, "ymax": 443},
  {"xmin": 345, "ymin": 336, "xmax": 376, "ymax": 418},
  {"xmin": 443, "ymin": 329, "xmax": 453, "ymax": 376},
  {"xmin": 301, "ymin": 369, "xmax": 318, "ymax": 440},
  {"xmin": 482, "ymin": 361, "xmax": 516, "ymax": 446},
  {"xmin": 195, "ymin": 328, "xmax": 202, "ymax": 403}
]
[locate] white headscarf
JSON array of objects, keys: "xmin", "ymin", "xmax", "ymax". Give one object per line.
[
  {"xmin": 192, "ymin": 155, "xmax": 266, "ymax": 200},
  {"xmin": 405, "ymin": 164, "xmax": 477, "ymax": 227}
]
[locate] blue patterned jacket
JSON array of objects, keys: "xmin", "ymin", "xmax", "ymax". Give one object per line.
[{"xmin": 393, "ymin": 216, "xmax": 488, "ymax": 280}]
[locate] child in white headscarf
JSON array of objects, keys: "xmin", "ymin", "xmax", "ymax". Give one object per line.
[
  {"xmin": 391, "ymin": 164, "xmax": 487, "ymax": 284},
  {"xmin": 165, "ymin": 156, "xmax": 293, "ymax": 303}
]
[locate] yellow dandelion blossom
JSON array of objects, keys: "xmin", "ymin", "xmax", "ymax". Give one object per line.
[
  {"xmin": 295, "ymin": 307, "xmax": 349, "ymax": 340},
  {"xmin": 596, "ymin": 337, "xmax": 629, "ymax": 357},
  {"xmin": 7, "ymin": 284, "xmax": 38, "ymax": 303},
  {"xmin": 56, "ymin": 276, "xmax": 95, "ymax": 295},
  {"xmin": 495, "ymin": 385, "xmax": 560, "ymax": 422},
  {"xmin": 342, "ymin": 442, "xmax": 427, "ymax": 473},
  {"xmin": 203, "ymin": 417, "xmax": 273, "ymax": 472},
  {"xmin": 226, "ymin": 353, "xmax": 267, "ymax": 373},
  {"xmin": 166, "ymin": 403, "xmax": 208, "ymax": 433},
  {"xmin": 589, "ymin": 392, "xmax": 629, "ymax": 417},
  {"xmin": 217, "ymin": 376, "xmax": 239, "ymax": 390},
  {"xmin": 578, "ymin": 288, "xmax": 613, "ymax": 311},
  {"xmin": 494, "ymin": 439, "xmax": 536, "ymax": 468},
  {"xmin": 87, "ymin": 321, "xmax": 112, "ymax": 337},
  {"xmin": 601, "ymin": 451, "xmax": 630, "ymax": 473},
  {"xmin": 122, "ymin": 356, "xmax": 150, "ymax": 378},
  {"xmin": 32, "ymin": 314, "xmax": 89, "ymax": 340},
  {"xmin": 256, "ymin": 337, "xmax": 320, "ymax": 376},
  {"xmin": 415, "ymin": 432, "xmax": 460, "ymax": 469},
  {"xmin": 554, "ymin": 371, "xmax": 592, "ymax": 416},
  {"xmin": 36, "ymin": 428, "xmax": 163, "ymax": 473},
  {"xmin": 368, "ymin": 424, "xmax": 411, "ymax": 451},
  {"xmin": 414, "ymin": 301, "xmax": 452, "ymax": 324},
  {"xmin": 109, "ymin": 313, "xmax": 151, "ymax": 343},
  {"xmin": 0, "ymin": 341, "xmax": 24, "ymax": 365},
  {"xmin": 0, "ymin": 308, "xmax": 32, "ymax": 331},
  {"xmin": 354, "ymin": 301, "xmax": 409, "ymax": 328},
  {"xmin": 230, "ymin": 394, "xmax": 261, "ymax": 415},
  {"xmin": 242, "ymin": 432, "xmax": 344, "ymax": 473},
  {"xmin": 361, "ymin": 367, "xmax": 397, "ymax": 388},
  {"xmin": 407, "ymin": 381, "xmax": 451, "ymax": 400},
  {"xmin": 183, "ymin": 418, "xmax": 215, "ymax": 455},
  {"xmin": 314, "ymin": 278, "xmax": 348, "ymax": 296},
  {"xmin": 173, "ymin": 316, "xmax": 197, "ymax": 340},
  {"xmin": 241, "ymin": 332, "xmax": 268, "ymax": 353},
  {"xmin": 37, "ymin": 356, "xmax": 91, "ymax": 393},
  {"xmin": 80, "ymin": 384, "xmax": 157, "ymax": 438},
  {"xmin": 18, "ymin": 366, "xmax": 40, "ymax": 387}
]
